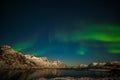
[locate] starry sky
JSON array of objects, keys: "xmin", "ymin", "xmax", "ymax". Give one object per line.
[{"xmin": 0, "ymin": 0, "xmax": 120, "ymax": 65}]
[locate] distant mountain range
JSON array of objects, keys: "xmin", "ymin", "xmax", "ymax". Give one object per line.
[
  {"xmin": 76, "ymin": 61, "xmax": 120, "ymax": 70},
  {"xmin": 0, "ymin": 45, "xmax": 120, "ymax": 70}
]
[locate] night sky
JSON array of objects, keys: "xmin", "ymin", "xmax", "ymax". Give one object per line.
[{"xmin": 0, "ymin": 0, "xmax": 120, "ymax": 65}]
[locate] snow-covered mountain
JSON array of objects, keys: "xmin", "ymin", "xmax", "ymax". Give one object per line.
[{"xmin": 0, "ymin": 45, "xmax": 67, "ymax": 69}]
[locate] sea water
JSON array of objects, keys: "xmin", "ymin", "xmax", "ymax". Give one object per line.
[{"xmin": 0, "ymin": 69, "xmax": 119, "ymax": 80}]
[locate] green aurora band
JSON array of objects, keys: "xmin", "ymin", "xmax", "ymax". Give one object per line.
[
  {"xmin": 12, "ymin": 23, "xmax": 120, "ymax": 55},
  {"xmin": 55, "ymin": 24, "xmax": 120, "ymax": 42},
  {"xmin": 55, "ymin": 23, "xmax": 120, "ymax": 54}
]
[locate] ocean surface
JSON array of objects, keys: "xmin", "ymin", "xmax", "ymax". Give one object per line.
[{"xmin": 0, "ymin": 69, "xmax": 119, "ymax": 80}]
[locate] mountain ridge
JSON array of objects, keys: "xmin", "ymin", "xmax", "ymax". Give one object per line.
[
  {"xmin": 0, "ymin": 45, "xmax": 67, "ymax": 69},
  {"xmin": 0, "ymin": 45, "xmax": 120, "ymax": 70}
]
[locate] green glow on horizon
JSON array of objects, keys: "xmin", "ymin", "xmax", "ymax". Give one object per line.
[{"xmin": 13, "ymin": 40, "xmax": 36, "ymax": 51}]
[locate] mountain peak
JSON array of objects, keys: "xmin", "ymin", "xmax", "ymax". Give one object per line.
[
  {"xmin": 0, "ymin": 45, "xmax": 16, "ymax": 54},
  {"xmin": 0, "ymin": 45, "xmax": 11, "ymax": 49}
]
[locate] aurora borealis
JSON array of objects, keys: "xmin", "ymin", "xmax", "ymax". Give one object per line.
[{"xmin": 0, "ymin": 0, "xmax": 120, "ymax": 65}]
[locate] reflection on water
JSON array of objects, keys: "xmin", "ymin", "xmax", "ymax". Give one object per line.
[
  {"xmin": 0, "ymin": 69, "xmax": 119, "ymax": 80},
  {"xmin": 0, "ymin": 69, "xmax": 62, "ymax": 80}
]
